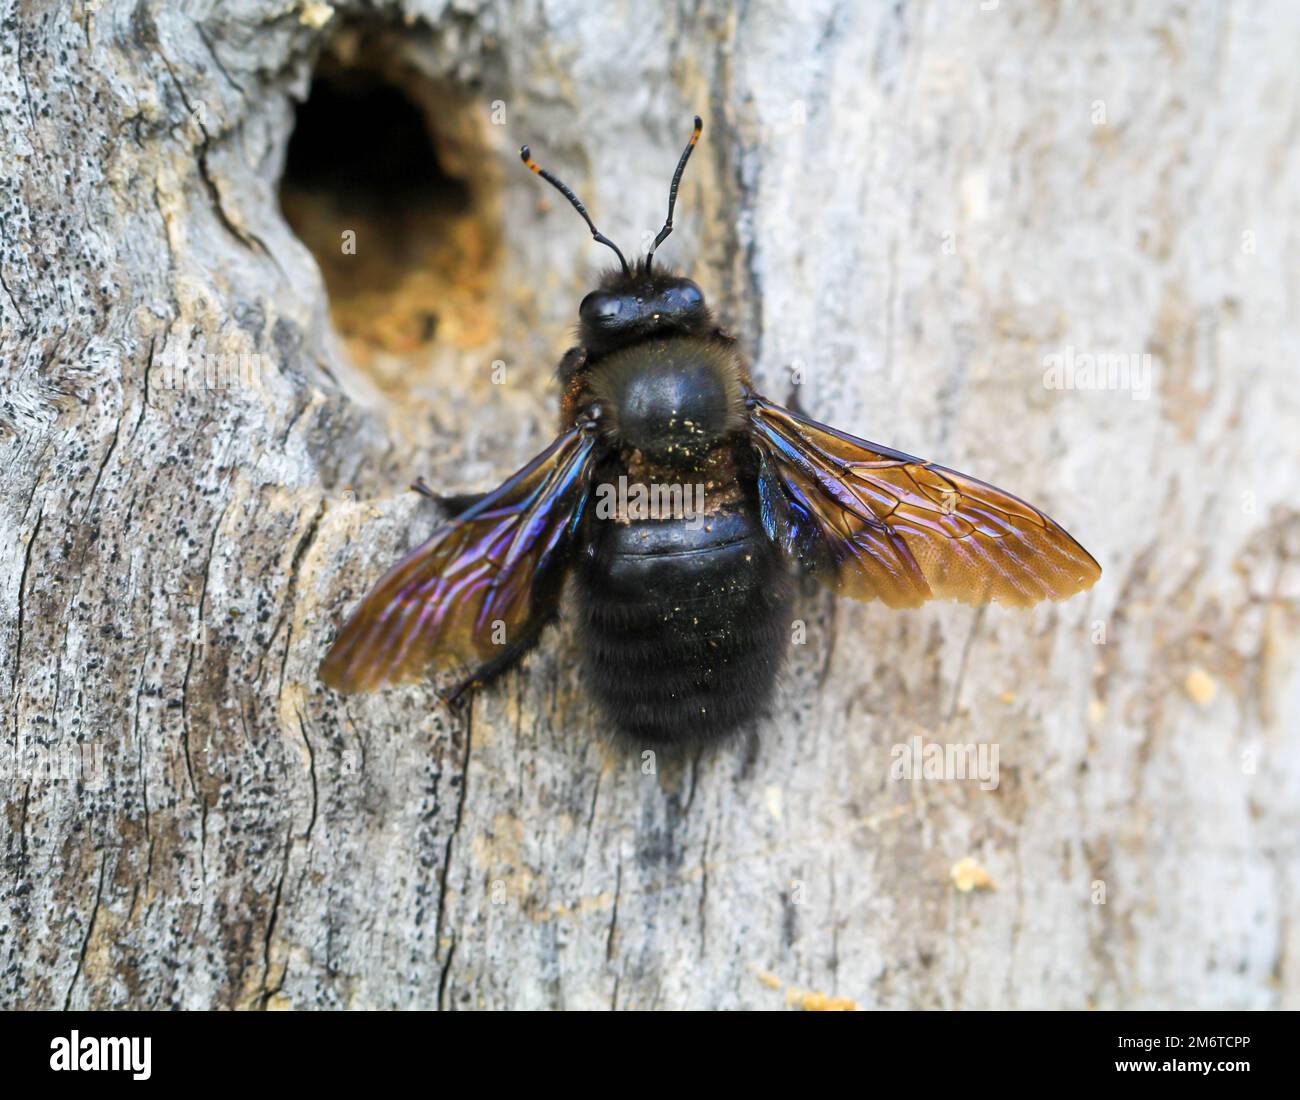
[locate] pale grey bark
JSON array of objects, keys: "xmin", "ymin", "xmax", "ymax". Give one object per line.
[{"xmin": 2, "ymin": 0, "xmax": 1298, "ymax": 1009}]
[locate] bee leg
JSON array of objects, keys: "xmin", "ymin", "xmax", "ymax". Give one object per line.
[
  {"xmin": 784, "ymin": 375, "xmax": 808, "ymax": 416},
  {"xmin": 438, "ymin": 616, "xmax": 554, "ymax": 708},
  {"xmin": 437, "ymin": 490, "xmax": 489, "ymax": 514},
  {"xmin": 410, "ymin": 478, "xmax": 488, "ymax": 516},
  {"xmin": 555, "ymin": 345, "xmax": 588, "ymax": 384}
]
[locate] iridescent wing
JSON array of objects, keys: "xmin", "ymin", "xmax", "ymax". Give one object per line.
[
  {"xmin": 749, "ymin": 394, "xmax": 1100, "ymax": 608},
  {"xmin": 320, "ymin": 426, "xmax": 597, "ymax": 693}
]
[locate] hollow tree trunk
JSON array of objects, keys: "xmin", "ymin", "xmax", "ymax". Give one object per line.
[{"xmin": 2, "ymin": 0, "xmax": 1298, "ymax": 1010}]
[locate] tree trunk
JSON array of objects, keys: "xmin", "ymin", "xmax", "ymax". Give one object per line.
[{"xmin": 3, "ymin": 0, "xmax": 1297, "ymax": 1010}]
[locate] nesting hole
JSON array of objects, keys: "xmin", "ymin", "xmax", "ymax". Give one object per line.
[{"xmin": 279, "ymin": 29, "xmax": 501, "ymax": 401}]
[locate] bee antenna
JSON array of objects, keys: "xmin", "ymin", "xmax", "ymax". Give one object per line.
[
  {"xmin": 645, "ymin": 115, "xmax": 703, "ymax": 272},
  {"xmin": 520, "ymin": 144, "xmax": 630, "ymax": 276}
]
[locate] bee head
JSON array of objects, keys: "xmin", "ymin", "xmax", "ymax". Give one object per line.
[
  {"xmin": 520, "ymin": 117, "xmax": 706, "ymax": 354},
  {"xmin": 576, "ymin": 267, "xmax": 710, "ymax": 354}
]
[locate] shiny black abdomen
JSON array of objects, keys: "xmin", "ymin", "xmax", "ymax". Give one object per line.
[{"xmin": 574, "ymin": 500, "xmax": 792, "ymax": 747}]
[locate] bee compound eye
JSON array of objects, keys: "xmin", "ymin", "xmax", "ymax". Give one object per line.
[
  {"xmin": 659, "ymin": 280, "xmax": 704, "ymax": 313},
  {"xmin": 579, "ymin": 291, "xmax": 625, "ymax": 326}
]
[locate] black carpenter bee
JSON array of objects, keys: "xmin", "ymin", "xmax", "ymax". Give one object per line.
[{"xmin": 320, "ymin": 117, "xmax": 1101, "ymax": 746}]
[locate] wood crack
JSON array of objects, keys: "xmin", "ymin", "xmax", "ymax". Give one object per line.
[
  {"xmin": 434, "ymin": 703, "xmax": 474, "ymax": 1007},
  {"xmin": 63, "ymin": 851, "xmax": 107, "ymax": 1010}
]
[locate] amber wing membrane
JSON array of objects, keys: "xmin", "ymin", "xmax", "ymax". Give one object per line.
[
  {"xmin": 320, "ymin": 427, "xmax": 597, "ymax": 693},
  {"xmin": 749, "ymin": 395, "xmax": 1100, "ymax": 608}
]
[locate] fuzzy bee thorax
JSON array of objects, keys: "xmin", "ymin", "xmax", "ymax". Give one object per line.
[{"xmin": 584, "ymin": 336, "xmax": 746, "ymax": 465}]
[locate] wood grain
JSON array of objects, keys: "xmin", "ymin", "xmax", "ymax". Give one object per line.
[{"xmin": 1, "ymin": 0, "xmax": 1297, "ymax": 1009}]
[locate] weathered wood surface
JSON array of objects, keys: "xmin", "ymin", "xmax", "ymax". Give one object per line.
[{"xmin": 2, "ymin": 0, "xmax": 1297, "ymax": 1010}]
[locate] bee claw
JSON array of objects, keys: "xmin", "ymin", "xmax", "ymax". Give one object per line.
[{"xmin": 439, "ymin": 679, "xmax": 477, "ymax": 708}]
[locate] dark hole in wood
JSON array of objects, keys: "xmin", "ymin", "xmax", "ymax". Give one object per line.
[
  {"xmin": 278, "ymin": 50, "xmax": 498, "ymax": 377},
  {"xmin": 281, "ymin": 71, "xmax": 470, "ymax": 217}
]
